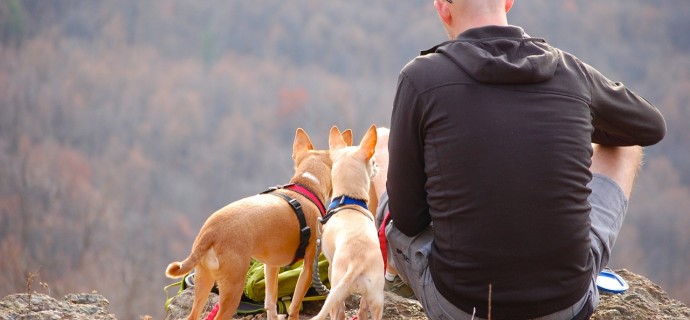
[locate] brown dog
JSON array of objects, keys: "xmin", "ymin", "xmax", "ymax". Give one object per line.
[
  {"xmin": 166, "ymin": 128, "xmax": 332, "ymax": 320},
  {"xmin": 311, "ymin": 125, "xmax": 385, "ymax": 320}
]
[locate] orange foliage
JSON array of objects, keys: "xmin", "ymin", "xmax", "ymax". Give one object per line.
[{"xmin": 277, "ymin": 87, "xmax": 309, "ymax": 117}]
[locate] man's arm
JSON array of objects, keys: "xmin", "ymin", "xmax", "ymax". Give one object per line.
[
  {"xmin": 387, "ymin": 72, "xmax": 432, "ymax": 236},
  {"xmin": 584, "ymin": 62, "xmax": 666, "ymax": 146}
]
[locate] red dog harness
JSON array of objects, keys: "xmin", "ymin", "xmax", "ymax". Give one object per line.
[{"xmin": 283, "ymin": 184, "xmax": 327, "ymax": 217}]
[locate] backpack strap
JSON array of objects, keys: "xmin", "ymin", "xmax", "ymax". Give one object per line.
[{"xmin": 378, "ymin": 210, "xmax": 391, "ymax": 270}]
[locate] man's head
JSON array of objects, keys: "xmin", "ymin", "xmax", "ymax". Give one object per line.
[{"xmin": 433, "ymin": 0, "xmax": 514, "ymax": 39}]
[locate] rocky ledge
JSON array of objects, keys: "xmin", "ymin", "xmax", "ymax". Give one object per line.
[
  {"xmin": 0, "ymin": 292, "xmax": 116, "ymax": 320},
  {"xmin": 1, "ymin": 269, "xmax": 688, "ymax": 319}
]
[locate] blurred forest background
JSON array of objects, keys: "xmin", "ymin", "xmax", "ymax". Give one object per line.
[{"xmin": 1, "ymin": 1, "xmax": 689, "ymax": 319}]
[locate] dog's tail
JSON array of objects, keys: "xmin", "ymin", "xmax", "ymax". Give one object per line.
[
  {"xmin": 165, "ymin": 238, "xmax": 215, "ymax": 279},
  {"xmin": 311, "ymin": 266, "xmax": 360, "ymax": 320},
  {"xmin": 165, "ymin": 260, "xmax": 193, "ymax": 279}
]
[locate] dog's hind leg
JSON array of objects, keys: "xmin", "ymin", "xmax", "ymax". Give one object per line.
[
  {"xmin": 214, "ymin": 260, "xmax": 251, "ymax": 320},
  {"xmin": 362, "ymin": 292, "xmax": 384, "ymax": 320},
  {"xmin": 356, "ymin": 298, "xmax": 370, "ymax": 320},
  {"xmin": 188, "ymin": 266, "xmax": 214, "ymax": 320},
  {"xmin": 310, "ymin": 279, "xmax": 350, "ymax": 320},
  {"xmin": 264, "ymin": 264, "xmax": 281, "ymax": 320},
  {"xmin": 332, "ymin": 301, "xmax": 347, "ymax": 320},
  {"xmin": 370, "ymin": 300, "xmax": 384, "ymax": 320}
]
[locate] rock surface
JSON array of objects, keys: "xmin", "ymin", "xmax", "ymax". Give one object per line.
[
  {"xmin": 0, "ymin": 292, "xmax": 116, "ymax": 320},
  {"xmin": 164, "ymin": 269, "xmax": 690, "ymax": 320},
  {"xmin": 2, "ymin": 269, "xmax": 688, "ymax": 319},
  {"xmin": 591, "ymin": 269, "xmax": 690, "ymax": 320}
]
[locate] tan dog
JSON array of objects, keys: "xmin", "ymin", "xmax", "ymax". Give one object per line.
[
  {"xmin": 371, "ymin": 127, "xmax": 389, "ymax": 207},
  {"xmin": 166, "ymin": 128, "xmax": 332, "ymax": 320},
  {"xmin": 311, "ymin": 125, "xmax": 385, "ymax": 320},
  {"xmin": 369, "ymin": 127, "xmax": 399, "ymax": 275}
]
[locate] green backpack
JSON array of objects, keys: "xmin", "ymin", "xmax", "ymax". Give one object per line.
[{"xmin": 164, "ymin": 255, "xmax": 330, "ymax": 314}]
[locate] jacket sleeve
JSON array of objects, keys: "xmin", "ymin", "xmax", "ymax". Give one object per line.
[
  {"xmin": 583, "ymin": 62, "xmax": 666, "ymax": 146},
  {"xmin": 387, "ymin": 72, "xmax": 432, "ymax": 236}
]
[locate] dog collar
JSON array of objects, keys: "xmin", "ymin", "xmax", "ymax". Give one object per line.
[
  {"xmin": 320, "ymin": 196, "xmax": 371, "ymax": 225},
  {"xmin": 327, "ymin": 195, "xmax": 368, "ymax": 211}
]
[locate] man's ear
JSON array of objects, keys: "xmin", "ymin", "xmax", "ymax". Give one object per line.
[{"xmin": 434, "ymin": 0, "xmax": 452, "ymax": 27}]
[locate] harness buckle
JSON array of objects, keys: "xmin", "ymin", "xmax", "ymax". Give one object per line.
[
  {"xmin": 288, "ymin": 198, "xmax": 302, "ymax": 211},
  {"xmin": 261, "ymin": 183, "xmax": 295, "ymax": 194}
]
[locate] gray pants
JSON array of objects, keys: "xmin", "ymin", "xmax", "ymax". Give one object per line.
[{"xmin": 386, "ymin": 174, "xmax": 628, "ymax": 320}]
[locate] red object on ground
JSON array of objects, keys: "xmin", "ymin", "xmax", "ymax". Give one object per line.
[{"xmin": 205, "ymin": 302, "xmax": 220, "ymax": 320}]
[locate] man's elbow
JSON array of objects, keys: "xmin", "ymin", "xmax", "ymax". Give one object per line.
[
  {"xmin": 640, "ymin": 116, "xmax": 667, "ymax": 146},
  {"xmin": 391, "ymin": 216, "xmax": 431, "ymax": 237},
  {"xmin": 394, "ymin": 222, "xmax": 419, "ymax": 237}
]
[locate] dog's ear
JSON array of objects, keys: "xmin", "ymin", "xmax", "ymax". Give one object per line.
[
  {"xmin": 342, "ymin": 129, "xmax": 353, "ymax": 146},
  {"xmin": 293, "ymin": 128, "xmax": 314, "ymax": 160},
  {"xmin": 329, "ymin": 126, "xmax": 347, "ymax": 151},
  {"xmin": 358, "ymin": 124, "xmax": 377, "ymax": 161}
]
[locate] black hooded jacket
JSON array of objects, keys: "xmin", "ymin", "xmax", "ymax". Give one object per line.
[{"xmin": 387, "ymin": 25, "xmax": 665, "ymax": 319}]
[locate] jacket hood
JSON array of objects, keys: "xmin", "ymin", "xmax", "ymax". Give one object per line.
[{"xmin": 423, "ymin": 25, "xmax": 560, "ymax": 84}]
